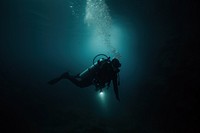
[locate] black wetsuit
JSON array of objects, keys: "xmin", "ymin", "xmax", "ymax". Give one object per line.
[
  {"xmin": 48, "ymin": 60, "xmax": 120, "ymax": 101},
  {"xmin": 96, "ymin": 61, "xmax": 120, "ymax": 101}
]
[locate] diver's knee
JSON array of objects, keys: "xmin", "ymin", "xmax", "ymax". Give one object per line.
[
  {"xmin": 78, "ymin": 81, "xmax": 89, "ymax": 88},
  {"xmin": 79, "ymin": 83, "xmax": 86, "ymax": 88},
  {"xmin": 60, "ymin": 72, "xmax": 69, "ymax": 79}
]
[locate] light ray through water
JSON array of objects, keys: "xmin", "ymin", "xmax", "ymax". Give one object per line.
[{"xmin": 84, "ymin": 0, "xmax": 121, "ymax": 58}]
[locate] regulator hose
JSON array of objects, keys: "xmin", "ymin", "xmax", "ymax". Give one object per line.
[{"xmin": 93, "ymin": 54, "xmax": 109, "ymax": 65}]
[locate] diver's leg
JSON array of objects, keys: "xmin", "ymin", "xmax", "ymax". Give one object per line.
[
  {"xmin": 48, "ymin": 72, "xmax": 69, "ymax": 85},
  {"xmin": 48, "ymin": 77, "xmax": 62, "ymax": 85},
  {"xmin": 67, "ymin": 76, "xmax": 91, "ymax": 88},
  {"xmin": 48, "ymin": 72, "xmax": 92, "ymax": 88}
]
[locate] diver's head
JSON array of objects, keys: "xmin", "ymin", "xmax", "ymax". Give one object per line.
[{"xmin": 111, "ymin": 58, "xmax": 121, "ymax": 68}]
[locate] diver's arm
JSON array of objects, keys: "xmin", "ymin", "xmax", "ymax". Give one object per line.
[{"xmin": 112, "ymin": 75, "xmax": 120, "ymax": 102}]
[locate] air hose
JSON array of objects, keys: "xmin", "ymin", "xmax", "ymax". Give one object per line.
[{"xmin": 93, "ymin": 54, "xmax": 109, "ymax": 65}]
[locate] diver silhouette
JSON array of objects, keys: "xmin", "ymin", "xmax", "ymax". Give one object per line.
[{"xmin": 48, "ymin": 54, "xmax": 121, "ymax": 101}]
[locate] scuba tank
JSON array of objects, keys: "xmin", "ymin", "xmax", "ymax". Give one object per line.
[
  {"xmin": 78, "ymin": 60, "xmax": 100, "ymax": 79},
  {"xmin": 78, "ymin": 54, "xmax": 110, "ymax": 80},
  {"xmin": 77, "ymin": 54, "xmax": 121, "ymax": 95}
]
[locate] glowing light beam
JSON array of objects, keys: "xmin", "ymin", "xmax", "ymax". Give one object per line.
[{"xmin": 84, "ymin": 0, "xmax": 121, "ymax": 58}]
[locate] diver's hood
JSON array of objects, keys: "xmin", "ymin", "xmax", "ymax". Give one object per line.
[{"xmin": 112, "ymin": 58, "xmax": 121, "ymax": 68}]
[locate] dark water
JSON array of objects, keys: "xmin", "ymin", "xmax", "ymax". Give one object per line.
[{"xmin": 0, "ymin": 0, "xmax": 199, "ymax": 132}]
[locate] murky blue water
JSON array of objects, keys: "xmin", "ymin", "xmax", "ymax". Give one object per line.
[{"xmin": 0, "ymin": 0, "xmax": 199, "ymax": 132}]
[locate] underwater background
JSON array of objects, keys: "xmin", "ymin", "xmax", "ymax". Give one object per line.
[{"xmin": 0, "ymin": 0, "xmax": 199, "ymax": 132}]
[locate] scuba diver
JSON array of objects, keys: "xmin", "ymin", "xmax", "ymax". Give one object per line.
[{"xmin": 48, "ymin": 54, "xmax": 121, "ymax": 101}]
